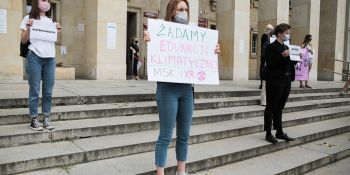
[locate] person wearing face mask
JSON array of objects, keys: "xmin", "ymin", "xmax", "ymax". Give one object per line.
[
  {"xmin": 295, "ymin": 34, "xmax": 313, "ymax": 88},
  {"xmin": 20, "ymin": 0, "xmax": 62, "ymax": 131},
  {"xmin": 144, "ymin": 1, "xmax": 220, "ymax": 175},
  {"xmin": 263, "ymin": 23, "xmax": 297, "ymax": 144},
  {"xmin": 129, "ymin": 38, "xmax": 140, "ymax": 80}
]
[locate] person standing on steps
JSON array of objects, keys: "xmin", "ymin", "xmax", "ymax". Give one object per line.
[
  {"xmin": 260, "ymin": 24, "xmax": 274, "ymax": 90},
  {"xmin": 260, "ymin": 25, "xmax": 275, "ymax": 106},
  {"xmin": 340, "ymin": 79, "xmax": 350, "ymax": 95},
  {"xmin": 144, "ymin": 0, "xmax": 220, "ymax": 174},
  {"xmin": 20, "ymin": 0, "xmax": 62, "ymax": 131},
  {"xmin": 263, "ymin": 23, "xmax": 297, "ymax": 144},
  {"xmin": 295, "ymin": 34, "xmax": 313, "ymax": 89}
]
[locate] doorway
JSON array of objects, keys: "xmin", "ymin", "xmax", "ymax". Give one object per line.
[{"xmin": 126, "ymin": 11, "xmax": 137, "ymax": 79}]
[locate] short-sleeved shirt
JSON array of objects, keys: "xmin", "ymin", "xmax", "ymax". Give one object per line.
[{"xmin": 20, "ymin": 15, "xmax": 56, "ymax": 58}]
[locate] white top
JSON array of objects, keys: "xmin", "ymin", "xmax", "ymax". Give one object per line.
[{"xmin": 20, "ymin": 15, "xmax": 56, "ymax": 58}]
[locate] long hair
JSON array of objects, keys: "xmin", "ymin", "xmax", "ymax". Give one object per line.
[
  {"xmin": 164, "ymin": 0, "xmax": 190, "ymax": 23},
  {"xmin": 29, "ymin": 0, "xmax": 51, "ymax": 20},
  {"xmin": 302, "ymin": 34, "xmax": 312, "ymax": 48}
]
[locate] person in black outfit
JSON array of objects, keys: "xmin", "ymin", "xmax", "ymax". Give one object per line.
[
  {"xmin": 129, "ymin": 38, "xmax": 140, "ymax": 80},
  {"xmin": 260, "ymin": 24, "xmax": 274, "ymax": 89},
  {"xmin": 263, "ymin": 23, "xmax": 297, "ymax": 144}
]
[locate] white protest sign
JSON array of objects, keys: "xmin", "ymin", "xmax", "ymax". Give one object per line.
[
  {"xmin": 147, "ymin": 19, "xmax": 219, "ymax": 85},
  {"xmin": 289, "ymin": 45, "xmax": 301, "ymax": 62},
  {"xmin": 107, "ymin": 23, "xmax": 117, "ymax": 50},
  {"xmin": 30, "ymin": 20, "xmax": 57, "ymax": 42},
  {"xmin": 0, "ymin": 9, "xmax": 7, "ymax": 34}
]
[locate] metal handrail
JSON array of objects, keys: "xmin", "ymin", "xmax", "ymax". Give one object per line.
[{"xmin": 323, "ymin": 58, "xmax": 350, "ymax": 80}]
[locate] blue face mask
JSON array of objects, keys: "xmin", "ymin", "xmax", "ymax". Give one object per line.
[
  {"xmin": 283, "ymin": 34, "xmax": 290, "ymax": 41},
  {"xmin": 174, "ymin": 11, "xmax": 188, "ymax": 24}
]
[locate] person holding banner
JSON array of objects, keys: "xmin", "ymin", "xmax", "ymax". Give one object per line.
[
  {"xmin": 20, "ymin": 0, "xmax": 61, "ymax": 131},
  {"xmin": 144, "ymin": 0, "xmax": 220, "ymax": 175},
  {"xmin": 295, "ymin": 34, "xmax": 314, "ymax": 88},
  {"xmin": 263, "ymin": 23, "xmax": 297, "ymax": 144}
]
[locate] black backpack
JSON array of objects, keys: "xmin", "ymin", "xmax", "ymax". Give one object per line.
[{"xmin": 20, "ymin": 41, "xmax": 30, "ymax": 58}]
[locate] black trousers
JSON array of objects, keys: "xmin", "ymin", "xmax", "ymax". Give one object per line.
[
  {"xmin": 133, "ymin": 59, "xmax": 138, "ymax": 76},
  {"xmin": 264, "ymin": 77, "xmax": 291, "ymax": 132}
]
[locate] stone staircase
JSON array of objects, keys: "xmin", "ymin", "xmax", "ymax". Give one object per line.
[{"xmin": 0, "ymin": 87, "xmax": 349, "ymax": 175}]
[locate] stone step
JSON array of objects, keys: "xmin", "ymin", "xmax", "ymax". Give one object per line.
[
  {"xmin": 8, "ymin": 116, "xmax": 350, "ymax": 175},
  {"xmin": 1, "ymin": 104, "xmax": 349, "ymax": 148},
  {"xmin": 193, "ymin": 133, "xmax": 350, "ymax": 175},
  {"xmin": 0, "ymin": 93, "xmax": 349, "ymax": 126},
  {"xmin": 304, "ymin": 156, "xmax": 350, "ymax": 175},
  {"xmin": 0, "ymin": 87, "xmax": 341, "ymax": 109}
]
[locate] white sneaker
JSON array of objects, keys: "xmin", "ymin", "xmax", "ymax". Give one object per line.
[
  {"xmin": 30, "ymin": 117, "xmax": 43, "ymax": 131},
  {"xmin": 176, "ymin": 172, "xmax": 188, "ymax": 175},
  {"xmin": 43, "ymin": 117, "xmax": 55, "ymax": 130}
]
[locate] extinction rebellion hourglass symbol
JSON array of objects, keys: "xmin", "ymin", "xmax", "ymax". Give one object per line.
[{"xmin": 197, "ymin": 71, "xmax": 206, "ymax": 81}]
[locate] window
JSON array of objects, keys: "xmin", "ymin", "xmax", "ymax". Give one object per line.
[{"xmin": 251, "ymin": 33, "xmax": 258, "ymax": 55}]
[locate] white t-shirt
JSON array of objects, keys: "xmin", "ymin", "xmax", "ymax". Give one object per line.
[{"xmin": 20, "ymin": 15, "xmax": 56, "ymax": 58}]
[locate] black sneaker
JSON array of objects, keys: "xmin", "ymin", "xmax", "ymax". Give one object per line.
[
  {"xmin": 43, "ymin": 116, "xmax": 54, "ymax": 130},
  {"xmin": 30, "ymin": 117, "xmax": 43, "ymax": 131}
]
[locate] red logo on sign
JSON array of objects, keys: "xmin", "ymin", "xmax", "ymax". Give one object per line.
[{"xmin": 197, "ymin": 71, "xmax": 206, "ymax": 81}]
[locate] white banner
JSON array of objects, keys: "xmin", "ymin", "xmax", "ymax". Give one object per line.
[
  {"xmin": 289, "ymin": 45, "xmax": 301, "ymax": 62},
  {"xmin": 147, "ymin": 19, "xmax": 219, "ymax": 85},
  {"xmin": 30, "ymin": 20, "xmax": 57, "ymax": 42}
]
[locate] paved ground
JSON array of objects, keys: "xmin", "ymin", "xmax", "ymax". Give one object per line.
[{"xmin": 0, "ymin": 80, "xmax": 345, "ymax": 99}]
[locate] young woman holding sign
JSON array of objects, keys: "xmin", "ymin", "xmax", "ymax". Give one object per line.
[
  {"xmin": 20, "ymin": 0, "xmax": 62, "ymax": 131},
  {"xmin": 144, "ymin": 0, "xmax": 220, "ymax": 175}
]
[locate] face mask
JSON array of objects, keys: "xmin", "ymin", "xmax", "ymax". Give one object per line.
[
  {"xmin": 283, "ymin": 34, "xmax": 290, "ymax": 41},
  {"xmin": 174, "ymin": 11, "xmax": 188, "ymax": 24},
  {"xmin": 39, "ymin": 1, "xmax": 51, "ymax": 12}
]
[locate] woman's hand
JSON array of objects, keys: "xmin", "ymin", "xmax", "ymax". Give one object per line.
[
  {"xmin": 26, "ymin": 19, "xmax": 33, "ymax": 30},
  {"xmin": 282, "ymin": 50, "xmax": 290, "ymax": 57},
  {"xmin": 143, "ymin": 31, "xmax": 150, "ymax": 43},
  {"xmin": 215, "ymin": 44, "xmax": 221, "ymax": 54},
  {"xmin": 56, "ymin": 23, "xmax": 62, "ymax": 33}
]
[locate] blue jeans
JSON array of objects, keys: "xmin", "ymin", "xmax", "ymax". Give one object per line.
[
  {"xmin": 25, "ymin": 50, "xmax": 55, "ymax": 118},
  {"xmin": 155, "ymin": 82, "xmax": 194, "ymax": 167}
]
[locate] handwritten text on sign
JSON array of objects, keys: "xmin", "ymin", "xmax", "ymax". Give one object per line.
[
  {"xmin": 30, "ymin": 20, "xmax": 57, "ymax": 42},
  {"xmin": 147, "ymin": 19, "xmax": 219, "ymax": 85}
]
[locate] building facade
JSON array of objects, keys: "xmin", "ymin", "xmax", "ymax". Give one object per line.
[{"xmin": 0, "ymin": 0, "xmax": 349, "ymax": 81}]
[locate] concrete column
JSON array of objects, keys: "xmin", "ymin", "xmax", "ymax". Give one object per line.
[
  {"xmin": 318, "ymin": 0, "xmax": 347, "ymax": 81},
  {"xmin": 255, "ymin": 0, "xmax": 289, "ymax": 80},
  {"xmin": 216, "ymin": 0, "xmax": 250, "ymax": 80},
  {"xmin": 159, "ymin": 0, "xmax": 169, "ymax": 19},
  {"xmin": 83, "ymin": 0, "xmax": 127, "ymax": 80},
  {"xmin": 291, "ymin": 0, "xmax": 320, "ymax": 81},
  {"xmin": 188, "ymin": 0, "xmax": 199, "ymax": 25},
  {"xmin": 0, "ymin": 0, "xmax": 24, "ymax": 79}
]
